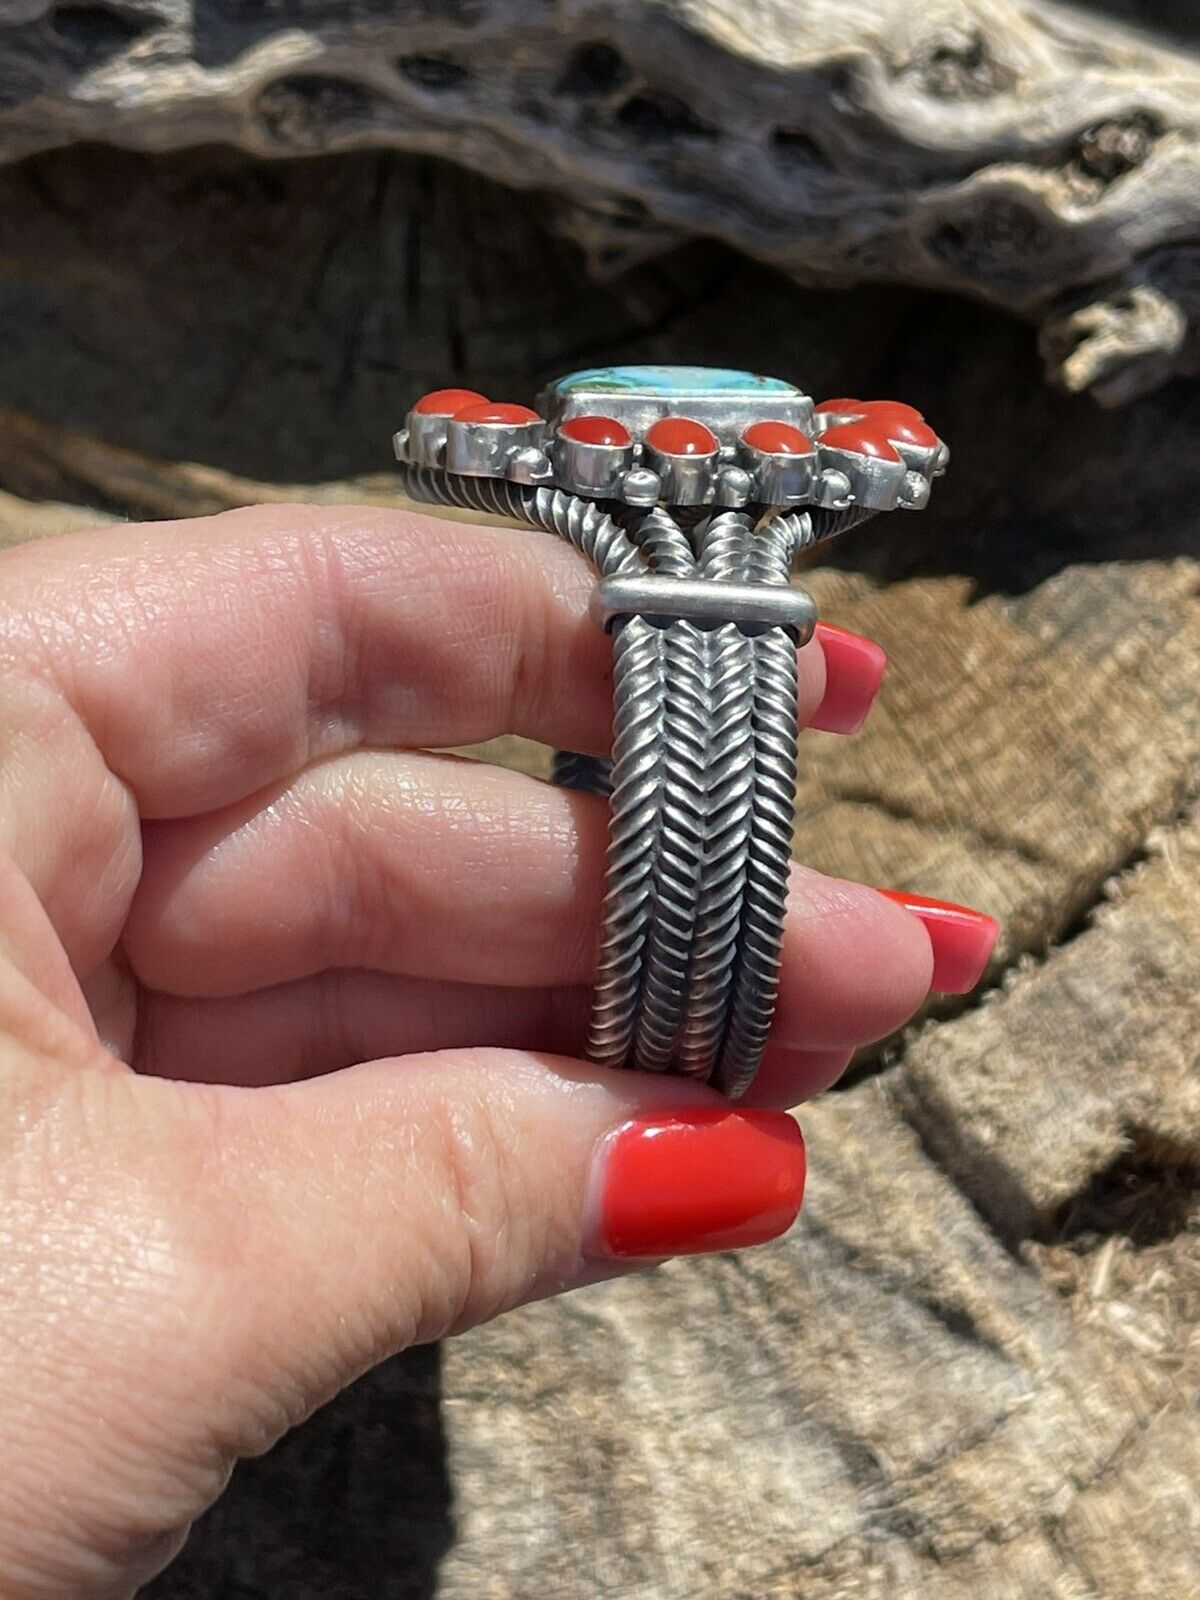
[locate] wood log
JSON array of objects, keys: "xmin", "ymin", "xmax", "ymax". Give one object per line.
[{"xmin": 2, "ymin": 2, "xmax": 1200, "ymax": 399}]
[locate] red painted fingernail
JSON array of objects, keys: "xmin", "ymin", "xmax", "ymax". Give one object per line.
[
  {"xmin": 811, "ymin": 622, "xmax": 887, "ymax": 734},
  {"xmin": 593, "ymin": 1108, "xmax": 806, "ymax": 1259},
  {"xmin": 877, "ymin": 890, "xmax": 999, "ymax": 994}
]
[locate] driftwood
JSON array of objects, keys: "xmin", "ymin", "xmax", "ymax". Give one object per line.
[
  {"xmin": 3, "ymin": 1, "xmax": 1200, "ymax": 402},
  {"xmin": 0, "ymin": 103, "xmax": 1196, "ymax": 1600}
]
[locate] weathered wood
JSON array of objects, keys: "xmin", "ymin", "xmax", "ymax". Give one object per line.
[
  {"xmin": 902, "ymin": 795, "xmax": 1200, "ymax": 1239},
  {"xmin": 0, "ymin": 485, "xmax": 104, "ymax": 545},
  {"xmin": 2, "ymin": 2, "xmax": 1200, "ymax": 399},
  {"xmin": 437, "ymin": 1031, "xmax": 1200, "ymax": 1599},
  {"xmin": 791, "ymin": 560, "xmax": 1200, "ymax": 981}
]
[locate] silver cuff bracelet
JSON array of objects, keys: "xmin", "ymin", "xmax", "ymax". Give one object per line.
[{"xmin": 394, "ymin": 366, "xmax": 947, "ymax": 1098}]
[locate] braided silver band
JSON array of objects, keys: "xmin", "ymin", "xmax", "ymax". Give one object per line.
[{"xmin": 398, "ymin": 466, "xmax": 814, "ymax": 1097}]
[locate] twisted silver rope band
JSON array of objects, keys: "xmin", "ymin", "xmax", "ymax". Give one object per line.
[
  {"xmin": 677, "ymin": 511, "xmax": 756, "ymax": 1084},
  {"xmin": 399, "ymin": 464, "xmax": 814, "ymax": 1096}
]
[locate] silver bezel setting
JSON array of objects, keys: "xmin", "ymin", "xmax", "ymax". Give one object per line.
[{"xmin": 394, "ymin": 368, "xmax": 948, "ymax": 515}]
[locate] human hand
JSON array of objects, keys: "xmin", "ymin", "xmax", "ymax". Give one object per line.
[{"xmin": 0, "ymin": 505, "xmax": 996, "ymax": 1597}]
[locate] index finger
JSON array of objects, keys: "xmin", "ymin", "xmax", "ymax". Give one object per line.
[
  {"xmin": 1, "ymin": 502, "xmax": 830, "ymax": 820},
  {"xmin": 0, "ymin": 502, "xmax": 615, "ymax": 818}
]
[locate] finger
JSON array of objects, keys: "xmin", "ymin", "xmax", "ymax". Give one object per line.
[
  {"xmin": 738, "ymin": 1047, "xmax": 855, "ymax": 1108},
  {"xmin": 127, "ymin": 751, "xmax": 606, "ymax": 992},
  {"xmin": 0, "ymin": 851, "xmax": 94, "ymax": 1037},
  {"xmin": 174, "ymin": 1052, "xmax": 806, "ymax": 1440},
  {"xmin": 124, "ymin": 752, "xmax": 936, "ymax": 1043},
  {"xmin": 2, "ymin": 507, "xmax": 846, "ymax": 976},
  {"xmin": 0, "ymin": 504, "xmax": 597, "ymax": 819},
  {"xmin": 0, "ymin": 1053, "xmax": 801, "ymax": 1595},
  {"xmin": 134, "ymin": 972, "xmax": 589, "ymax": 1085},
  {"xmin": 132, "ymin": 970, "xmax": 855, "ymax": 1106},
  {"xmin": 1, "ymin": 505, "xmax": 839, "ymax": 823}
]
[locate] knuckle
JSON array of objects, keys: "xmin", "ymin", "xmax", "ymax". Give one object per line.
[{"xmin": 423, "ymin": 1076, "xmax": 538, "ymax": 1335}]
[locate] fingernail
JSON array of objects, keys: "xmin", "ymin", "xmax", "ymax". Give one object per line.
[
  {"xmin": 877, "ymin": 890, "xmax": 999, "ymax": 993},
  {"xmin": 592, "ymin": 1108, "xmax": 806, "ymax": 1259},
  {"xmin": 811, "ymin": 623, "xmax": 888, "ymax": 734}
]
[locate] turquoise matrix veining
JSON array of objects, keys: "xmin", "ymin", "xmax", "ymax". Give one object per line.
[
  {"xmin": 547, "ymin": 365, "xmax": 800, "ymax": 398},
  {"xmin": 399, "ymin": 365, "xmax": 945, "ymax": 515},
  {"xmin": 538, "ymin": 364, "xmax": 815, "ymax": 447}
]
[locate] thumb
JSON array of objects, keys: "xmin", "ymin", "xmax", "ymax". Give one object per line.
[{"xmin": 203, "ymin": 1049, "xmax": 805, "ymax": 1436}]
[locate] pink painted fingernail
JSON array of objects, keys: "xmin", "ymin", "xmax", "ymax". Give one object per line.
[
  {"xmin": 811, "ymin": 622, "xmax": 887, "ymax": 734},
  {"xmin": 877, "ymin": 890, "xmax": 999, "ymax": 993},
  {"xmin": 591, "ymin": 1108, "xmax": 806, "ymax": 1259}
]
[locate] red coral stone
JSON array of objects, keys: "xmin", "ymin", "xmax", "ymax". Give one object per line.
[
  {"xmin": 453, "ymin": 402, "xmax": 542, "ymax": 425},
  {"xmin": 560, "ymin": 414, "xmax": 633, "ymax": 447},
  {"xmin": 815, "ymin": 398, "xmax": 864, "ymax": 414},
  {"xmin": 862, "ymin": 399, "xmax": 925, "ymax": 421},
  {"xmin": 858, "ymin": 402, "xmax": 939, "ymax": 448},
  {"xmin": 817, "ymin": 422, "xmax": 903, "ymax": 461},
  {"xmin": 645, "ymin": 416, "xmax": 718, "ymax": 456},
  {"xmin": 412, "ymin": 387, "xmax": 489, "ymax": 415},
  {"xmin": 742, "ymin": 420, "xmax": 813, "ymax": 455}
]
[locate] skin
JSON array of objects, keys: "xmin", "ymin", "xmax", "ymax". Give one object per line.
[{"xmin": 0, "ymin": 505, "xmax": 933, "ymax": 1599}]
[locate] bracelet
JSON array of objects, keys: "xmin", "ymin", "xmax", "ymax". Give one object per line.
[{"xmin": 394, "ymin": 367, "xmax": 947, "ymax": 1097}]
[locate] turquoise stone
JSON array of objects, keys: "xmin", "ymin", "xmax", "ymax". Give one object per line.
[{"xmin": 549, "ymin": 365, "xmax": 799, "ymax": 398}]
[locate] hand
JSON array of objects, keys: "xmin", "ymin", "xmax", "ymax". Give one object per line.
[{"xmin": 0, "ymin": 505, "xmax": 994, "ymax": 1598}]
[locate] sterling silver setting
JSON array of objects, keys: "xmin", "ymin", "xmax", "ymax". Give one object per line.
[
  {"xmin": 394, "ymin": 367, "xmax": 947, "ymax": 1097},
  {"xmin": 590, "ymin": 575, "xmax": 819, "ymax": 638}
]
